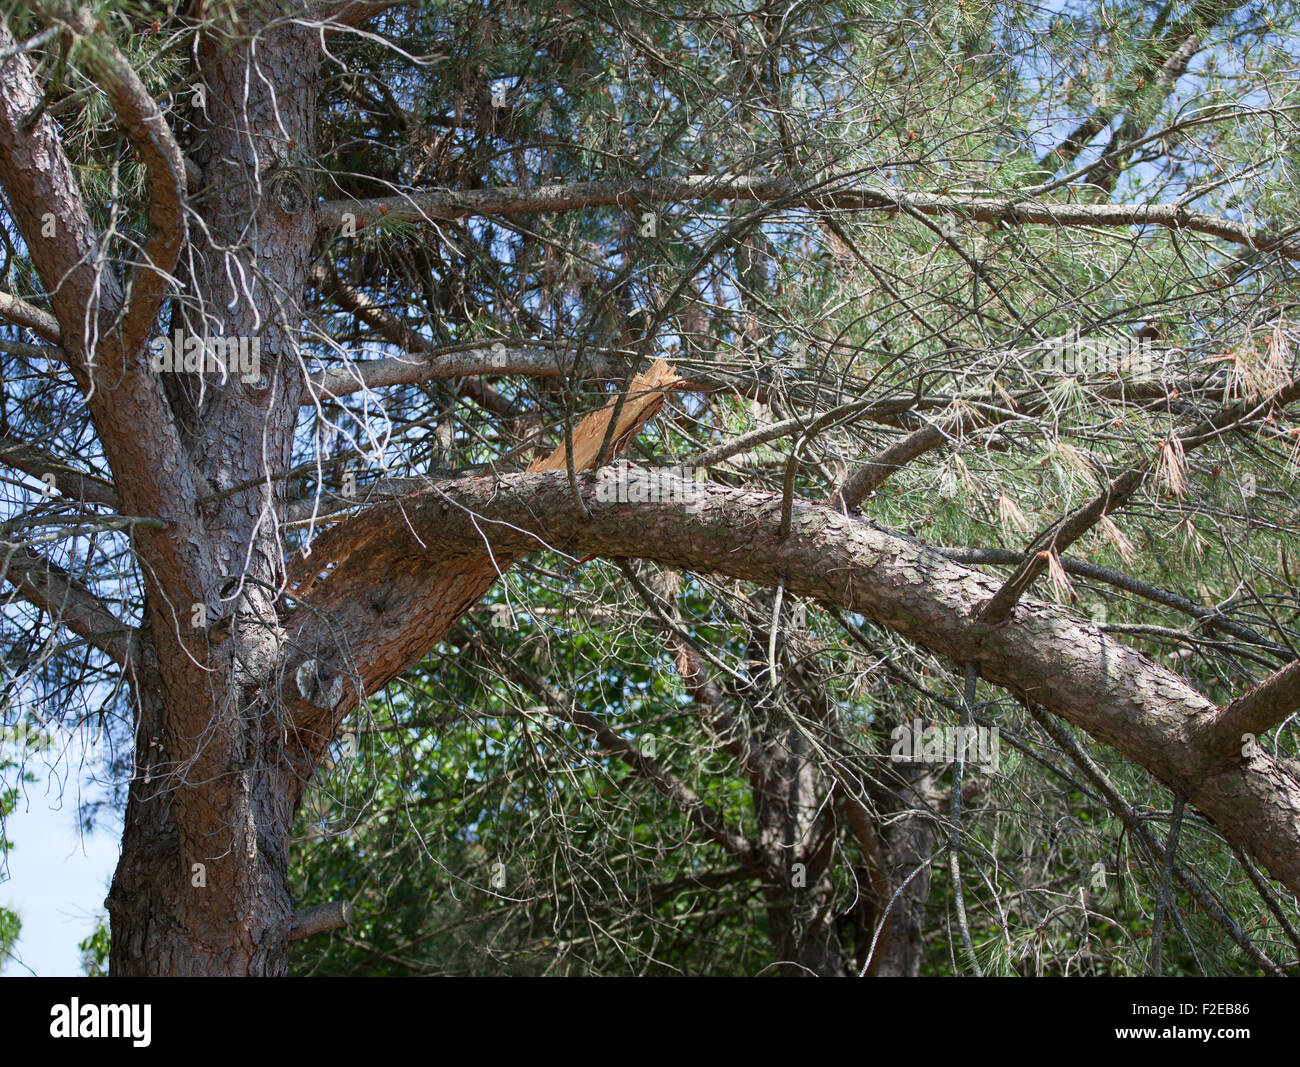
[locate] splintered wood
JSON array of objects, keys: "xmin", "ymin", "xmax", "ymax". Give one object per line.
[
  {"xmin": 526, "ymin": 358, "xmax": 680, "ymax": 473},
  {"xmin": 289, "ymin": 360, "xmax": 680, "ymax": 600}
]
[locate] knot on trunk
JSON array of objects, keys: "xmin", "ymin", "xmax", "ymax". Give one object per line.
[{"xmin": 295, "ymin": 658, "xmax": 343, "ymax": 710}]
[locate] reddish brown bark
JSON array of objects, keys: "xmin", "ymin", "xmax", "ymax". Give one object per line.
[{"xmin": 304, "ymin": 464, "xmax": 1300, "ymax": 900}]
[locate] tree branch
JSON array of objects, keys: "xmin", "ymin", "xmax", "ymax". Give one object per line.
[
  {"xmin": 38, "ymin": 2, "xmax": 187, "ymax": 374},
  {"xmin": 1, "ymin": 542, "xmax": 136, "ymax": 665},
  {"xmin": 0, "ymin": 437, "xmax": 120, "ymax": 509},
  {"xmin": 311, "ymin": 0, "xmax": 409, "ymax": 28},
  {"xmin": 980, "ymin": 374, "xmax": 1300, "ymax": 624},
  {"xmin": 618, "ymin": 560, "xmax": 766, "ymax": 781},
  {"xmin": 941, "ymin": 546, "xmax": 1289, "ymax": 660},
  {"xmin": 0, "ymin": 290, "xmax": 61, "ymax": 343},
  {"xmin": 475, "ymin": 624, "xmax": 765, "ymax": 870},
  {"xmin": 319, "ymin": 175, "xmax": 1300, "ymax": 262},
  {"xmin": 1038, "ymin": 0, "xmax": 1244, "ymax": 173},
  {"xmin": 307, "ymin": 346, "xmax": 618, "ymax": 401},
  {"xmin": 309, "ymin": 265, "xmax": 522, "ymax": 415},
  {"xmin": 0, "ymin": 19, "xmax": 116, "ymax": 357},
  {"xmin": 288, "ymin": 901, "xmax": 353, "ymax": 941},
  {"xmin": 0, "ymin": 9, "xmax": 209, "ymax": 622},
  {"xmin": 310, "ymin": 463, "xmax": 1300, "ymax": 898},
  {"xmin": 278, "ymin": 362, "xmax": 682, "ymax": 796},
  {"xmin": 1026, "ymin": 700, "xmax": 1284, "ymax": 976},
  {"xmin": 1209, "ymin": 659, "xmax": 1300, "ymax": 760}
]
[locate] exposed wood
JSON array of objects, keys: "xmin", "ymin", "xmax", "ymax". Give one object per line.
[{"xmin": 289, "ymin": 901, "xmax": 354, "ymax": 941}]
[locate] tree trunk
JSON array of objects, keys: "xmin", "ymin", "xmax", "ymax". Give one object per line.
[
  {"xmin": 105, "ymin": 7, "xmax": 319, "ymax": 977},
  {"xmin": 749, "ymin": 607, "xmax": 850, "ymax": 977},
  {"xmin": 763, "ymin": 884, "xmax": 848, "ymax": 977},
  {"xmin": 868, "ymin": 766, "xmax": 940, "ymax": 977},
  {"xmin": 756, "ymin": 757, "xmax": 848, "ymax": 977},
  {"xmin": 105, "ymin": 650, "xmax": 297, "ymax": 975}
]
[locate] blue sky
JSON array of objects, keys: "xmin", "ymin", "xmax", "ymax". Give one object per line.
[
  {"xmin": 0, "ymin": 0, "xmax": 1280, "ymax": 979},
  {"xmin": 2, "ymin": 754, "xmax": 118, "ymax": 977}
]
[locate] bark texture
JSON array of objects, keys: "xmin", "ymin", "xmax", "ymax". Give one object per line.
[
  {"xmin": 103, "ymin": 6, "xmax": 322, "ymax": 975},
  {"xmin": 304, "ymin": 465, "xmax": 1300, "ymax": 899},
  {"xmin": 1, "ymin": 2, "xmax": 1296, "ymax": 979}
]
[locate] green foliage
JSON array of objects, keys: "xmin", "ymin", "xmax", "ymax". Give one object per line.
[
  {"xmin": 0, "ymin": 746, "xmax": 26, "ymax": 973},
  {"xmin": 78, "ymin": 916, "xmax": 110, "ymax": 978},
  {"xmin": 281, "ymin": 0, "xmax": 1300, "ymax": 976},
  {"xmin": 4, "ymin": 0, "xmax": 1298, "ymax": 976}
]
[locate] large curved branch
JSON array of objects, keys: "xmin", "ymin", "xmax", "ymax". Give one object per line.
[
  {"xmin": 0, "ymin": 18, "xmax": 119, "ymax": 361},
  {"xmin": 296, "ymin": 464, "xmax": 1300, "ymax": 897},
  {"xmin": 277, "ymin": 361, "xmax": 682, "ymax": 800},
  {"xmin": 1, "ymin": 8, "xmax": 208, "ymax": 617},
  {"xmin": 39, "ymin": 2, "xmax": 187, "ymax": 372}
]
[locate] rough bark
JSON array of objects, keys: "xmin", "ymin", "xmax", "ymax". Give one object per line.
[
  {"xmin": 745, "ymin": 603, "xmax": 846, "ymax": 976},
  {"xmin": 0, "ymin": 3, "xmax": 323, "ymax": 975},
  {"xmin": 862, "ymin": 762, "xmax": 940, "ymax": 977},
  {"xmin": 303, "ymin": 464, "xmax": 1300, "ymax": 899},
  {"xmin": 101, "ymin": 1, "xmax": 323, "ymax": 973},
  {"xmin": 2, "ymin": 3, "xmax": 1296, "ymax": 979}
]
